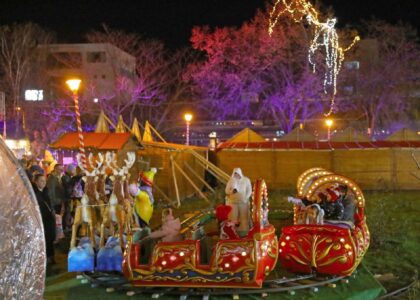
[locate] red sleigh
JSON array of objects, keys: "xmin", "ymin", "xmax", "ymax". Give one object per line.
[
  {"xmin": 278, "ymin": 170, "xmax": 370, "ymax": 276},
  {"xmin": 122, "ymin": 179, "xmax": 278, "ymax": 288}
]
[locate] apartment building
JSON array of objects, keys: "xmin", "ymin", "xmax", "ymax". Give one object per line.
[{"xmin": 24, "ymin": 43, "xmax": 137, "ymax": 104}]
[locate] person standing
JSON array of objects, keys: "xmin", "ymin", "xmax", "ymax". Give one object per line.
[
  {"xmin": 47, "ymin": 164, "xmax": 65, "ymax": 214},
  {"xmin": 62, "ymin": 164, "xmax": 76, "ymax": 232},
  {"xmin": 47, "ymin": 164, "xmax": 65, "ymax": 241},
  {"xmin": 225, "ymin": 168, "xmax": 252, "ymax": 237},
  {"xmin": 33, "ymin": 174, "xmax": 56, "ymax": 264}
]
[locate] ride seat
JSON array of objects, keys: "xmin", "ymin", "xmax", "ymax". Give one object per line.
[{"xmin": 342, "ymin": 194, "xmax": 357, "ymax": 223}]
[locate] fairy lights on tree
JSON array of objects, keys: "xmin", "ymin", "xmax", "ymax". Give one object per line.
[{"xmin": 268, "ymin": 0, "xmax": 359, "ymax": 116}]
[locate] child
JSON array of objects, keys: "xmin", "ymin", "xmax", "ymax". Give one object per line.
[
  {"xmin": 148, "ymin": 208, "xmax": 182, "ymax": 242},
  {"xmin": 215, "ymin": 204, "xmax": 240, "ymax": 240}
]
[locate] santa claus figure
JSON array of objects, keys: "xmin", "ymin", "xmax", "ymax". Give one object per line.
[
  {"xmin": 215, "ymin": 204, "xmax": 240, "ymax": 240},
  {"xmin": 225, "ymin": 168, "xmax": 252, "ymax": 236}
]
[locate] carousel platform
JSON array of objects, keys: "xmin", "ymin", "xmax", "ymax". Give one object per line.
[{"xmin": 44, "ymin": 240, "xmax": 385, "ymax": 300}]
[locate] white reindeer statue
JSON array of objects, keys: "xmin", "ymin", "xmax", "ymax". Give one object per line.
[
  {"xmin": 70, "ymin": 153, "xmax": 104, "ymax": 249},
  {"xmin": 100, "ymin": 152, "xmax": 135, "ymax": 249}
]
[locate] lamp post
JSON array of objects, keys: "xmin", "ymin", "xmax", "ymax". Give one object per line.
[
  {"xmin": 66, "ymin": 79, "xmax": 86, "ymax": 168},
  {"xmin": 325, "ymin": 118, "xmax": 333, "ymax": 141},
  {"xmin": 184, "ymin": 113, "xmax": 193, "ymax": 145}
]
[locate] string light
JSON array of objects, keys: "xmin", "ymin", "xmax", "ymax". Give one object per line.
[{"xmin": 268, "ymin": 0, "xmax": 360, "ymax": 116}]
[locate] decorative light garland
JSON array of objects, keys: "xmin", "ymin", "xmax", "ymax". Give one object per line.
[{"xmin": 268, "ymin": 0, "xmax": 359, "ymax": 116}]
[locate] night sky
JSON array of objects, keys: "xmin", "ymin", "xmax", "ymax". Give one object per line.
[{"xmin": 0, "ymin": 0, "xmax": 418, "ymax": 49}]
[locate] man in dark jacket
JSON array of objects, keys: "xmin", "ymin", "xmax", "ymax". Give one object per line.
[
  {"xmin": 62, "ymin": 164, "xmax": 76, "ymax": 231},
  {"xmin": 33, "ymin": 174, "xmax": 56, "ymax": 264},
  {"xmin": 47, "ymin": 164, "xmax": 65, "ymax": 213}
]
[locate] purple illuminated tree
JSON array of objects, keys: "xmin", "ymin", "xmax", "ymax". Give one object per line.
[
  {"xmin": 30, "ymin": 26, "xmax": 195, "ymax": 139},
  {"xmin": 86, "ymin": 26, "xmax": 196, "ymax": 133},
  {"xmin": 340, "ymin": 20, "xmax": 419, "ymax": 135},
  {"xmin": 188, "ymin": 10, "xmax": 325, "ymax": 132}
]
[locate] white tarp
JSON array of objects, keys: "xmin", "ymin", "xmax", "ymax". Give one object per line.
[{"xmin": 0, "ymin": 138, "xmax": 45, "ymax": 299}]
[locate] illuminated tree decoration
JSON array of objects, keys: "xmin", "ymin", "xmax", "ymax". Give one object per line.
[{"xmin": 268, "ymin": 0, "xmax": 359, "ymax": 116}]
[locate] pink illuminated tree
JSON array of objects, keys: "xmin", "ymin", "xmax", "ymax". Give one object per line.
[{"xmin": 188, "ymin": 9, "xmax": 326, "ymax": 132}]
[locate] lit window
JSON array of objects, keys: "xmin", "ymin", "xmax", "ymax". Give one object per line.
[
  {"xmin": 25, "ymin": 90, "xmax": 44, "ymax": 101},
  {"xmin": 344, "ymin": 61, "xmax": 359, "ymax": 70}
]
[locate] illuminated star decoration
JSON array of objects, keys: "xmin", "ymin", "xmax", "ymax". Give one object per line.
[{"xmin": 268, "ymin": 0, "xmax": 359, "ymax": 116}]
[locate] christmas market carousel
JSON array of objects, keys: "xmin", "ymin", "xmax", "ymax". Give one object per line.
[{"xmin": 123, "ymin": 179, "xmax": 278, "ymax": 289}]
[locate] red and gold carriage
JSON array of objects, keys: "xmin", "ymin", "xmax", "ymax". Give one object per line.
[
  {"xmin": 278, "ymin": 169, "xmax": 370, "ymax": 276},
  {"xmin": 122, "ymin": 179, "xmax": 278, "ymax": 288}
]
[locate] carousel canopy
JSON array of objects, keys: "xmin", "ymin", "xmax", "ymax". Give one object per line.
[{"xmin": 50, "ymin": 132, "xmax": 142, "ymax": 150}]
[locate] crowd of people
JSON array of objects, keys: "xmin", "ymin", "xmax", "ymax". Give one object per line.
[
  {"xmin": 20, "ymin": 157, "xmax": 86, "ymax": 265},
  {"xmin": 21, "ymin": 154, "xmax": 258, "ymax": 266}
]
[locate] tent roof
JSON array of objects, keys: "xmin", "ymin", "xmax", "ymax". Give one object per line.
[
  {"xmin": 94, "ymin": 111, "xmax": 110, "ymax": 133},
  {"xmin": 280, "ymin": 127, "xmax": 316, "ymax": 141},
  {"xmin": 50, "ymin": 132, "xmax": 142, "ymax": 150},
  {"xmin": 115, "ymin": 115, "xmax": 127, "ymax": 133},
  {"xmin": 142, "ymin": 121, "xmax": 154, "ymax": 142},
  {"xmin": 217, "ymin": 140, "xmax": 420, "ymax": 150},
  {"xmin": 331, "ymin": 127, "xmax": 370, "ymax": 142},
  {"xmin": 225, "ymin": 128, "xmax": 265, "ymax": 143},
  {"xmin": 386, "ymin": 128, "xmax": 420, "ymax": 141},
  {"xmin": 131, "ymin": 118, "xmax": 142, "ymax": 141}
]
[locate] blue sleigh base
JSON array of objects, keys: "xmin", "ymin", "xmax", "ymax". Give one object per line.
[
  {"xmin": 96, "ymin": 237, "xmax": 124, "ymax": 272},
  {"xmin": 68, "ymin": 237, "xmax": 95, "ymax": 272}
]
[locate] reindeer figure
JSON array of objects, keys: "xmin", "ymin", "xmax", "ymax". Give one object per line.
[
  {"xmin": 70, "ymin": 153, "xmax": 104, "ymax": 249},
  {"xmin": 96, "ymin": 160, "xmax": 110, "ymax": 216},
  {"xmin": 100, "ymin": 152, "xmax": 135, "ymax": 249},
  {"xmin": 111, "ymin": 151, "xmax": 135, "ymax": 232},
  {"xmin": 122, "ymin": 153, "xmax": 136, "ymax": 230}
]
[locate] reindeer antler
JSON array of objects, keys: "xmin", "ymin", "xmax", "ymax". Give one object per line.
[
  {"xmin": 88, "ymin": 153, "xmax": 95, "ymax": 170},
  {"xmin": 104, "ymin": 151, "xmax": 135, "ymax": 176},
  {"xmin": 123, "ymin": 152, "xmax": 136, "ymax": 174},
  {"xmin": 84, "ymin": 153, "xmax": 105, "ymax": 176},
  {"xmin": 94, "ymin": 152, "xmax": 104, "ymax": 175},
  {"xmin": 76, "ymin": 153, "xmax": 86, "ymax": 173},
  {"xmin": 105, "ymin": 151, "xmax": 118, "ymax": 175}
]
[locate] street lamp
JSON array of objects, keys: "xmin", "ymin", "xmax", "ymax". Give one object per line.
[
  {"xmin": 66, "ymin": 78, "xmax": 86, "ymax": 168},
  {"xmin": 325, "ymin": 118, "xmax": 333, "ymax": 141},
  {"xmin": 184, "ymin": 113, "xmax": 193, "ymax": 145}
]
